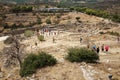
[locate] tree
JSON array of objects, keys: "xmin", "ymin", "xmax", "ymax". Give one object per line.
[
  {"xmin": 11, "ymin": 23, "xmax": 17, "ymax": 30},
  {"xmin": 45, "ymin": 5, "xmax": 49, "ymax": 8},
  {"xmin": 3, "ymin": 23, "xmax": 9, "ymax": 29},
  {"xmin": 70, "ymin": 7, "xmax": 74, "ymax": 11},
  {"xmin": 38, "ymin": 35, "xmax": 45, "ymax": 42},
  {"xmin": 76, "ymin": 17, "xmax": 80, "ymax": 22},
  {"xmin": 11, "ymin": 6, "xmax": 33, "ymax": 13},
  {"xmin": 66, "ymin": 48, "xmax": 99, "ymax": 63},
  {"xmin": 3, "ymin": 36, "xmax": 25, "ymax": 68},
  {"xmin": 20, "ymin": 52, "xmax": 57, "ymax": 77},
  {"xmin": 24, "ymin": 30, "xmax": 34, "ymax": 37}
]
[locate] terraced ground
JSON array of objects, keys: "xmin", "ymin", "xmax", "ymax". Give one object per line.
[{"xmin": 0, "ymin": 12, "xmax": 120, "ymax": 80}]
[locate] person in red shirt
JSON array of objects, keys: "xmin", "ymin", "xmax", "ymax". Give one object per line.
[{"xmin": 105, "ymin": 45, "xmax": 109, "ymax": 52}]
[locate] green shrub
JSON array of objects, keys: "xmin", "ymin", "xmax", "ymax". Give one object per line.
[
  {"xmin": 3, "ymin": 23, "xmax": 9, "ymax": 29},
  {"xmin": 45, "ymin": 5, "xmax": 49, "ymax": 8},
  {"xmin": 36, "ymin": 52, "xmax": 57, "ymax": 68},
  {"xmin": 76, "ymin": 17, "xmax": 80, "ymax": 21},
  {"xmin": 24, "ymin": 30, "xmax": 34, "ymax": 37},
  {"xmin": 38, "ymin": 35, "xmax": 45, "ymax": 41},
  {"xmin": 70, "ymin": 7, "xmax": 74, "ymax": 11},
  {"xmin": 20, "ymin": 52, "xmax": 57, "ymax": 77},
  {"xmin": 108, "ymin": 31, "xmax": 120, "ymax": 36},
  {"xmin": 73, "ymin": 7, "xmax": 120, "ymax": 22},
  {"xmin": 11, "ymin": 6, "xmax": 33, "ymax": 13},
  {"xmin": 99, "ymin": 31, "xmax": 104, "ymax": 34},
  {"xmin": 66, "ymin": 48, "xmax": 99, "ymax": 63},
  {"xmin": 46, "ymin": 19, "xmax": 52, "ymax": 24},
  {"xmin": 111, "ymin": 14, "xmax": 120, "ymax": 23},
  {"xmin": 20, "ymin": 54, "xmax": 38, "ymax": 77}
]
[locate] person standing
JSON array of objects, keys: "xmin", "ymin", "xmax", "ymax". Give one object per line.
[
  {"xmin": 35, "ymin": 42, "xmax": 37, "ymax": 46},
  {"xmin": 105, "ymin": 45, "xmax": 109, "ymax": 52},
  {"xmin": 96, "ymin": 47, "xmax": 100, "ymax": 54},
  {"xmin": 80, "ymin": 37, "xmax": 82, "ymax": 43},
  {"xmin": 92, "ymin": 45, "xmax": 96, "ymax": 51},
  {"xmin": 87, "ymin": 44, "xmax": 90, "ymax": 49},
  {"xmin": 101, "ymin": 44, "xmax": 104, "ymax": 52},
  {"xmin": 49, "ymin": 32, "xmax": 51, "ymax": 36},
  {"xmin": 117, "ymin": 36, "xmax": 120, "ymax": 43},
  {"xmin": 108, "ymin": 74, "xmax": 113, "ymax": 80},
  {"xmin": 53, "ymin": 37, "xmax": 55, "ymax": 43}
]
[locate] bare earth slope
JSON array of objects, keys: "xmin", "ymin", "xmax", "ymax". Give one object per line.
[{"xmin": 0, "ymin": 12, "xmax": 120, "ymax": 80}]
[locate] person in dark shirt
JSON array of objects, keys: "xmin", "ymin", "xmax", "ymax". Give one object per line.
[
  {"xmin": 53, "ymin": 37, "xmax": 55, "ymax": 43},
  {"xmin": 117, "ymin": 36, "xmax": 120, "ymax": 43},
  {"xmin": 96, "ymin": 47, "xmax": 100, "ymax": 54},
  {"xmin": 35, "ymin": 42, "xmax": 37, "ymax": 46},
  {"xmin": 80, "ymin": 37, "xmax": 82, "ymax": 43}
]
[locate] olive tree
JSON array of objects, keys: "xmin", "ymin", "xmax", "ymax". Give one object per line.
[{"xmin": 3, "ymin": 35, "xmax": 25, "ymax": 68}]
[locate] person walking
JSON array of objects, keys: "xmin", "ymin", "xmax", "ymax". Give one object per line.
[
  {"xmin": 108, "ymin": 74, "xmax": 113, "ymax": 80},
  {"xmin": 53, "ymin": 37, "xmax": 55, "ymax": 43}
]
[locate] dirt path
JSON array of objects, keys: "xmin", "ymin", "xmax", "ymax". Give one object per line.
[
  {"xmin": 20, "ymin": 31, "xmax": 120, "ymax": 80},
  {"xmin": 34, "ymin": 62, "xmax": 85, "ymax": 80}
]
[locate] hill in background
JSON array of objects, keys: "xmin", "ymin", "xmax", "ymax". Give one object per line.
[{"xmin": 0, "ymin": 0, "xmax": 118, "ymax": 4}]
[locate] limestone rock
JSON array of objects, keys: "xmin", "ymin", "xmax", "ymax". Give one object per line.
[{"xmin": 0, "ymin": 72, "xmax": 4, "ymax": 78}]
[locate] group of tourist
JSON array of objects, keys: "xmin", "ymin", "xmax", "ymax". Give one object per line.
[
  {"xmin": 87, "ymin": 44, "xmax": 109, "ymax": 54},
  {"xmin": 35, "ymin": 29, "xmax": 59, "ymax": 37},
  {"xmin": 87, "ymin": 44, "xmax": 110, "ymax": 54},
  {"xmin": 92, "ymin": 45, "xmax": 100, "ymax": 54},
  {"xmin": 79, "ymin": 36, "xmax": 110, "ymax": 54}
]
